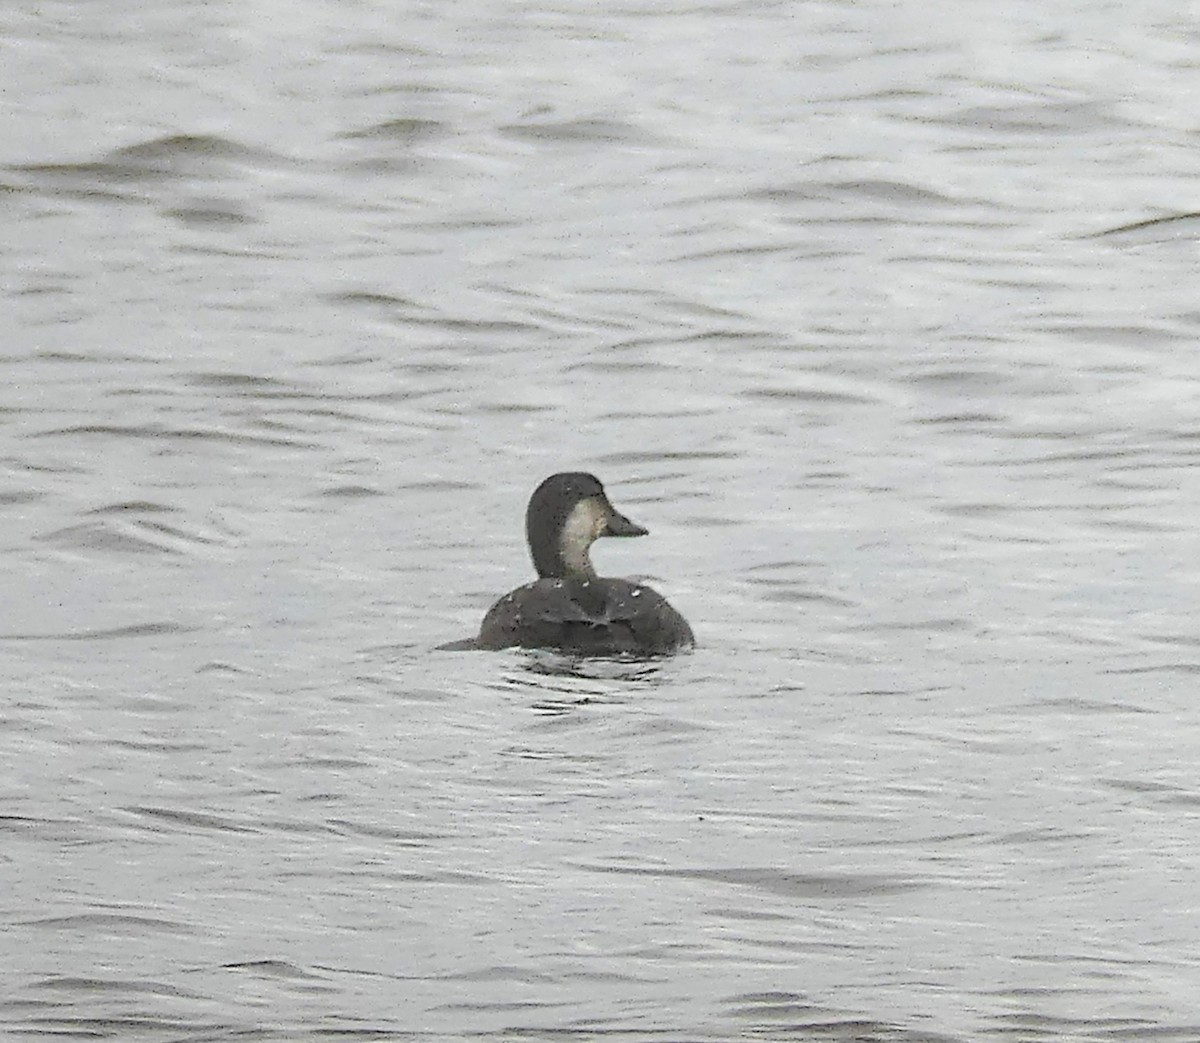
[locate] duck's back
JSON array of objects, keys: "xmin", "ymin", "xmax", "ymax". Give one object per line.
[{"xmin": 478, "ymin": 577, "xmax": 693, "ymax": 656}]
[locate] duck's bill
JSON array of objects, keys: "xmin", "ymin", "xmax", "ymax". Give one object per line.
[{"xmin": 604, "ymin": 509, "xmax": 648, "ymax": 537}]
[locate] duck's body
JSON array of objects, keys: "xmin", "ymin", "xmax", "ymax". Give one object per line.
[
  {"xmin": 479, "ymin": 576, "xmax": 692, "ymax": 655},
  {"xmin": 473, "ymin": 473, "xmax": 694, "ymax": 656}
]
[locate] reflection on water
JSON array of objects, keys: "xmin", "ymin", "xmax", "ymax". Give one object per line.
[{"xmin": 4, "ymin": 0, "xmax": 1200, "ymax": 1040}]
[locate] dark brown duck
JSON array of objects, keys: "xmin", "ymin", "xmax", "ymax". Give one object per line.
[{"xmin": 473, "ymin": 472, "xmax": 694, "ymax": 656}]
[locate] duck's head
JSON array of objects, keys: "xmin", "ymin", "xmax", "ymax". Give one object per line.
[{"xmin": 525, "ymin": 472, "xmax": 647, "ymax": 580}]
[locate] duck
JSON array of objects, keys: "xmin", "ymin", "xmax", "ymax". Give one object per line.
[{"xmin": 473, "ymin": 472, "xmax": 694, "ymax": 655}]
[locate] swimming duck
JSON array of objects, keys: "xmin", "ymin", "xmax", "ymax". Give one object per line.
[{"xmin": 475, "ymin": 472, "xmax": 694, "ymax": 655}]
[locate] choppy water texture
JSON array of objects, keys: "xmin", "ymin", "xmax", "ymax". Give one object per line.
[{"xmin": 4, "ymin": 1, "xmax": 1200, "ymax": 1040}]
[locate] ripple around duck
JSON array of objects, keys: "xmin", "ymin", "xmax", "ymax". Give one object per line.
[
  {"xmin": 0, "ymin": 814, "xmax": 102, "ymax": 845},
  {"xmin": 183, "ymin": 371, "xmax": 303, "ymax": 396},
  {"xmin": 33, "ymin": 423, "xmax": 319, "ymax": 449},
  {"xmin": 221, "ymin": 959, "xmax": 328, "ymax": 980},
  {"xmin": 84, "ymin": 500, "xmax": 177, "ymax": 516},
  {"xmin": 920, "ymin": 98, "xmax": 1127, "ymax": 135},
  {"xmin": 442, "ymin": 964, "xmax": 558, "ymax": 985},
  {"xmin": 4, "ymin": 1013, "xmax": 237, "ymax": 1041},
  {"xmin": 20, "ymin": 913, "xmax": 194, "ymax": 934},
  {"xmin": 597, "ymin": 448, "xmax": 741, "ymax": 465},
  {"xmin": 498, "ymin": 117, "xmax": 659, "ymax": 146},
  {"xmin": 0, "ymin": 488, "xmax": 45, "ymax": 506},
  {"xmin": 0, "ymin": 622, "xmax": 195, "ymax": 642},
  {"xmin": 122, "ymin": 805, "xmax": 259, "ymax": 835},
  {"xmin": 163, "ymin": 201, "xmax": 255, "ymax": 228},
  {"xmin": 748, "ymin": 177, "xmax": 960, "ymax": 209},
  {"xmin": 27, "ymin": 975, "xmax": 204, "ymax": 999},
  {"xmin": 983, "ymin": 1011, "xmax": 1199, "ymax": 1043},
  {"xmin": 743, "ymin": 384, "xmax": 882, "ymax": 405},
  {"xmin": 727, "ymin": 994, "xmax": 960, "ymax": 1043},
  {"xmin": 105, "ymin": 134, "xmax": 284, "ymax": 166},
  {"xmin": 9, "ymin": 134, "xmax": 290, "ymax": 199},
  {"xmin": 317, "ymin": 483, "xmax": 386, "ymax": 499},
  {"xmin": 1085, "ymin": 211, "xmax": 1200, "ymax": 242},
  {"xmin": 577, "ymin": 864, "xmax": 925, "ymax": 899},
  {"xmin": 325, "ymin": 818, "xmax": 445, "ymax": 845},
  {"xmin": 339, "ymin": 117, "xmax": 449, "ymax": 144},
  {"xmin": 36, "ymin": 521, "xmax": 180, "ymax": 556}
]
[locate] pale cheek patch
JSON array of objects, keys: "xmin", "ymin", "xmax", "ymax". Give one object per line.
[
  {"xmin": 561, "ymin": 500, "xmax": 596, "ymax": 547},
  {"xmin": 559, "ymin": 499, "xmax": 605, "ymax": 575}
]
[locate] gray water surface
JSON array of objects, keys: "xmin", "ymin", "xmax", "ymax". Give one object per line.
[{"xmin": 4, "ymin": 1, "xmax": 1200, "ymax": 1040}]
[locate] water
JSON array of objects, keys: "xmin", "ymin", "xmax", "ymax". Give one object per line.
[{"xmin": 4, "ymin": 0, "xmax": 1200, "ymax": 1039}]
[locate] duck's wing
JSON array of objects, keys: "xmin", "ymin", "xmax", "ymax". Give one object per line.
[
  {"xmin": 590, "ymin": 580, "xmax": 695, "ymax": 653},
  {"xmin": 476, "ymin": 581, "xmax": 589, "ymax": 649}
]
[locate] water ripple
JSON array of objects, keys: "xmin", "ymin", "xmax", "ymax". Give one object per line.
[{"xmin": 579, "ymin": 864, "xmax": 925, "ymax": 899}]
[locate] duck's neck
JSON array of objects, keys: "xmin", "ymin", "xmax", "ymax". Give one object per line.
[
  {"xmin": 531, "ymin": 501, "xmax": 599, "ymax": 580},
  {"xmin": 532, "ymin": 536, "xmax": 596, "ymax": 580},
  {"xmin": 558, "ymin": 541, "xmax": 596, "ymax": 580}
]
